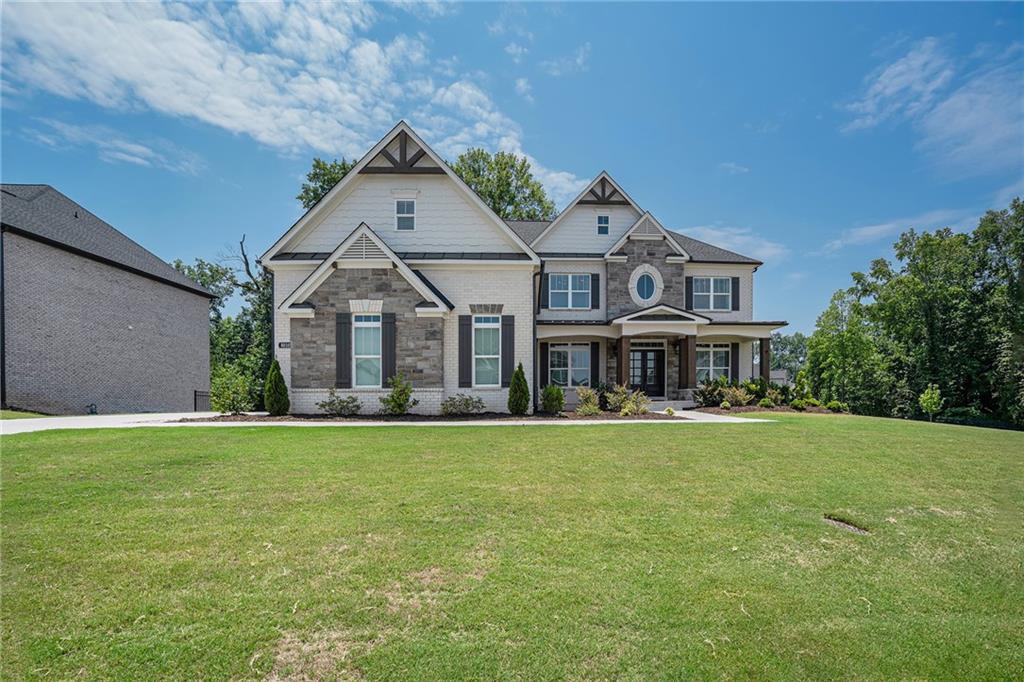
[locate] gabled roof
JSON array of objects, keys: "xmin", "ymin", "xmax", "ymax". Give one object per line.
[
  {"xmin": 504, "ymin": 219, "xmax": 550, "ymax": 245},
  {"xmin": 530, "ymin": 172, "xmax": 643, "ymax": 247},
  {"xmin": 603, "ymin": 212, "xmax": 689, "ymax": 259},
  {"xmin": 609, "ymin": 304, "xmax": 711, "ymax": 324},
  {"xmin": 261, "ymin": 121, "xmax": 538, "ymax": 264},
  {"xmin": 279, "ymin": 223, "xmax": 453, "ymax": 312},
  {"xmin": 1, "ymin": 184, "xmax": 213, "ymax": 297},
  {"xmin": 666, "ymin": 231, "xmax": 762, "ymax": 265}
]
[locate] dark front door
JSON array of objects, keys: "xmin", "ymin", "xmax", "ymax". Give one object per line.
[{"xmin": 629, "ymin": 349, "xmax": 665, "ymax": 397}]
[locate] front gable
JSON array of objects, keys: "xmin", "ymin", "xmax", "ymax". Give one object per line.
[
  {"xmin": 261, "ymin": 122, "xmax": 538, "ymax": 263},
  {"xmin": 604, "ymin": 212, "xmax": 689, "ymax": 259},
  {"xmin": 531, "ymin": 172, "xmax": 643, "ymax": 254}
]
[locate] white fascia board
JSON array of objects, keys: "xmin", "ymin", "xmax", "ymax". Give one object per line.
[
  {"xmin": 282, "ymin": 308, "xmax": 316, "ymax": 319},
  {"xmin": 699, "ymin": 323, "xmax": 787, "ymax": 339},
  {"xmin": 610, "ymin": 304, "xmax": 711, "ymax": 324},
  {"xmin": 405, "ymin": 260, "xmax": 536, "ymax": 269},
  {"xmin": 537, "ymin": 324, "xmax": 619, "ymax": 340},
  {"xmin": 620, "ymin": 321, "xmax": 701, "ymax": 336},
  {"xmin": 602, "ymin": 212, "xmax": 689, "ymax": 259},
  {"xmin": 531, "ymin": 171, "xmax": 644, "ymax": 248}
]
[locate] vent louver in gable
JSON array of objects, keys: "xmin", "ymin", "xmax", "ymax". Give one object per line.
[
  {"xmin": 339, "ymin": 233, "xmax": 387, "ymax": 260},
  {"xmin": 634, "ymin": 217, "xmax": 662, "ymax": 236}
]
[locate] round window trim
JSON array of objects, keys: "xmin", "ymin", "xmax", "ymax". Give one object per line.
[{"xmin": 628, "ymin": 265, "xmax": 664, "ymax": 306}]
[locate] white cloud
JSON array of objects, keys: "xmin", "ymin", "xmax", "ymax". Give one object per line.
[
  {"xmin": 717, "ymin": 161, "xmax": 749, "ymax": 175},
  {"xmin": 24, "ymin": 119, "xmax": 204, "ymax": 175},
  {"xmin": 994, "ymin": 177, "xmax": 1024, "ymax": 208},
  {"xmin": 820, "ymin": 208, "xmax": 976, "ymax": 253},
  {"xmin": 540, "ymin": 43, "xmax": 591, "ymax": 77},
  {"xmin": 514, "ymin": 77, "xmax": 534, "ymax": 103},
  {"xmin": 679, "ymin": 225, "xmax": 789, "ymax": 263},
  {"xmin": 1, "ymin": 1, "xmax": 582, "ymax": 202},
  {"xmin": 504, "ymin": 42, "xmax": 527, "ymax": 63}
]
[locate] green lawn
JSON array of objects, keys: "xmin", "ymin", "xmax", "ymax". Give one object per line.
[
  {"xmin": 2, "ymin": 415, "xmax": 1021, "ymax": 680},
  {"xmin": 1, "ymin": 409, "xmax": 45, "ymax": 419}
]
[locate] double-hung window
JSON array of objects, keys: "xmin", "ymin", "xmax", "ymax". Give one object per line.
[
  {"xmin": 696, "ymin": 343, "xmax": 730, "ymax": 382},
  {"xmin": 396, "ymin": 200, "xmax": 415, "ymax": 230},
  {"xmin": 549, "ymin": 343, "xmax": 591, "ymax": 387},
  {"xmin": 353, "ymin": 314, "xmax": 382, "ymax": 387},
  {"xmin": 473, "ymin": 315, "xmax": 501, "ymax": 387},
  {"xmin": 549, "ymin": 273, "xmax": 591, "ymax": 309},
  {"xmin": 693, "ymin": 277, "xmax": 732, "ymax": 311},
  {"xmin": 597, "ymin": 215, "xmax": 609, "ymax": 235}
]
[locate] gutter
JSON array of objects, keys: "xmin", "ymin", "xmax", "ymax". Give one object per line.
[
  {"xmin": 532, "ymin": 260, "xmax": 544, "ymax": 413},
  {"xmin": 1, "ymin": 229, "xmax": 5, "ymax": 407}
]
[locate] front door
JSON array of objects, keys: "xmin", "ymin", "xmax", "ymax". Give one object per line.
[{"xmin": 629, "ymin": 349, "xmax": 665, "ymax": 397}]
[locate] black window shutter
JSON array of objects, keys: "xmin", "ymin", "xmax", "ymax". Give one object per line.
[
  {"xmin": 501, "ymin": 315, "xmax": 514, "ymax": 387},
  {"xmin": 335, "ymin": 313, "xmax": 352, "ymax": 388},
  {"xmin": 458, "ymin": 315, "xmax": 472, "ymax": 388},
  {"xmin": 591, "ymin": 273, "xmax": 600, "ymax": 309},
  {"xmin": 685, "ymin": 276, "xmax": 693, "ymax": 310},
  {"xmin": 381, "ymin": 312, "xmax": 396, "ymax": 387},
  {"xmin": 731, "ymin": 276, "xmax": 741, "ymax": 311},
  {"xmin": 730, "ymin": 342, "xmax": 739, "ymax": 381},
  {"xmin": 590, "ymin": 341, "xmax": 600, "ymax": 386},
  {"xmin": 539, "ymin": 342, "xmax": 549, "ymax": 388},
  {"xmin": 539, "ymin": 273, "xmax": 550, "ymax": 309}
]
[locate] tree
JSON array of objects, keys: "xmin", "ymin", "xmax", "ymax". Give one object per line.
[
  {"xmin": 297, "ymin": 157, "xmax": 356, "ymax": 209},
  {"xmin": 770, "ymin": 331, "xmax": 808, "ymax": 382},
  {"xmin": 451, "ymin": 148, "xmax": 556, "ymax": 220},
  {"xmin": 507, "ymin": 362, "xmax": 530, "ymax": 415},
  {"xmin": 173, "ymin": 258, "xmax": 235, "ymax": 323},
  {"xmin": 919, "ymin": 383, "xmax": 943, "ymax": 422},
  {"xmin": 264, "ymin": 359, "xmax": 290, "ymax": 416}
]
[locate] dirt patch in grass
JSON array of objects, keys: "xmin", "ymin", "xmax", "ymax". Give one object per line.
[
  {"xmin": 269, "ymin": 629, "xmax": 375, "ymax": 681},
  {"xmin": 823, "ymin": 514, "xmax": 871, "ymax": 535},
  {"xmin": 177, "ymin": 411, "xmax": 678, "ymax": 423}
]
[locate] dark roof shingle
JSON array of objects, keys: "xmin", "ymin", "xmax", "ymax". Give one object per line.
[{"xmin": 1, "ymin": 184, "xmax": 213, "ymax": 296}]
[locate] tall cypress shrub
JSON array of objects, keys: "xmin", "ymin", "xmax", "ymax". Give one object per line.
[
  {"xmin": 507, "ymin": 362, "xmax": 529, "ymax": 415},
  {"xmin": 264, "ymin": 359, "xmax": 290, "ymax": 416}
]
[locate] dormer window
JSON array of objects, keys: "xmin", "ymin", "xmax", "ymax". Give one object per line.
[
  {"xmin": 396, "ymin": 200, "xmax": 415, "ymax": 230},
  {"xmin": 597, "ymin": 215, "xmax": 609, "ymax": 235}
]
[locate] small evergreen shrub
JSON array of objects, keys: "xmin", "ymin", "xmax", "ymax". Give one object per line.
[
  {"xmin": 721, "ymin": 385, "xmax": 753, "ymax": 407},
  {"xmin": 766, "ymin": 387, "xmax": 785, "ymax": 405},
  {"xmin": 592, "ymin": 382, "xmax": 612, "ymax": 410},
  {"xmin": 574, "ymin": 387, "xmax": 601, "ymax": 416},
  {"xmin": 379, "ymin": 373, "xmax": 418, "ymax": 415},
  {"xmin": 604, "ymin": 384, "xmax": 631, "ymax": 412},
  {"xmin": 263, "ymin": 359, "xmax": 290, "ymax": 416},
  {"xmin": 790, "ymin": 398, "xmax": 807, "ymax": 411},
  {"xmin": 210, "ymin": 364, "xmax": 255, "ymax": 414},
  {"xmin": 804, "ymin": 397, "xmax": 822, "ymax": 408},
  {"xmin": 440, "ymin": 393, "xmax": 486, "ymax": 416},
  {"xmin": 826, "ymin": 399, "xmax": 849, "ymax": 413},
  {"xmin": 664, "ymin": 406, "xmax": 676, "ymax": 416},
  {"xmin": 694, "ymin": 376, "xmax": 729, "ymax": 407},
  {"xmin": 576, "ymin": 401, "xmax": 602, "ymax": 416},
  {"xmin": 508, "ymin": 363, "xmax": 530, "ymax": 415},
  {"xmin": 720, "ymin": 400, "xmax": 732, "ymax": 410},
  {"xmin": 620, "ymin": 390, "xmax": 651, "ymax": 416},
  {"xmin": 541, "ymin": 384, "xmax": 565, "ymax": 414},
  {"xmin": 317, "ymin": 389, "xmax": 361, "ymax": 417},
  {"xmin": 758, "ymin": 397, "xmax": 775, "ymax": 408}
]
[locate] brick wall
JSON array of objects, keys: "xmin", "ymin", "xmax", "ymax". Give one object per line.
[{"xmin": 2, "ymin": 232, "xmax": 210, "ymax": 414}]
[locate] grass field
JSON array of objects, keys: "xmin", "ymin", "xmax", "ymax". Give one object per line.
[
  {"xmin": 1, "ymin": 409, "xmax": 45, "ymax": 419},
  {"xmin": 2, "ymin": 415, "xmax": 1022, "ymax": 680}
]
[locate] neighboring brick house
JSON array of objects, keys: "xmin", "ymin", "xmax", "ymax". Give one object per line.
[
  {"xmin": 261, "ymin": 122, "xmax": 786, "ymax": 414},
  {"xmin": 1, "ymin": 184, "xmax": 213, "ymax": 415}
]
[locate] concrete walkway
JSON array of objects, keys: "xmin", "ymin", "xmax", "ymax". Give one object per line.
[{"xmin": 1, "ymin": 408, "xmax": 765, "ymax": 436}]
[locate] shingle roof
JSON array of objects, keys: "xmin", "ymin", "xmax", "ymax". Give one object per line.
[
  {"xmin": 504, "ymin": 217, "xmax": 761, "ymax": 264},
  {"xmin": 1, "ymin": 184, "xmax": 213, "ymax": 297}
]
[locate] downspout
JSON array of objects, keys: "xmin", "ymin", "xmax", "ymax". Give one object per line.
[
  {"xmin": 0, "ymin": 228, "xmax": 6, "ymax": 407},
  {"xmin": 532, "ymin": 260, "xmax": 544, "ymax": 413}
]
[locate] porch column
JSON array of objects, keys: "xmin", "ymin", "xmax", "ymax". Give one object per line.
[
  {"xmin": 685, "ymin": 335, "xmax": 697, "ymax": 389},
  {"xmin": 760, "ymin": 337, "xmax": 771, "ymax": 382},
  {"xmin": 617, "ymin": 336, "xmax": 630, "ymax": 385}
]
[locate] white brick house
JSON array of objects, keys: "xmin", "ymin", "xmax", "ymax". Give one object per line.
[{"xmin": 260, "ymin": 122, "xmax": 786, "ymax": 414}]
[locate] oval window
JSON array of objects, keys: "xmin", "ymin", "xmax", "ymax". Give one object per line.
[{"xmin": 635, "ymin": 273, "xmax": 655, "ymax": 301}]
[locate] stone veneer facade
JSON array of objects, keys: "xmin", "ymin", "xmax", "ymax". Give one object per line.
[
  {"xmin": 605, "ymin": 238, "xmax": 688, "ymax": 318},
  {"xmin": 289, "ymin": 268, "xmax": 443, "ymax": 389}
]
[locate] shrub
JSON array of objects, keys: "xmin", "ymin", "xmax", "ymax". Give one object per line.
[
  {"xmin": 317, "ymin": 389, "xmax": 362, "ymax": 417},
  {"xmin": 766, "ymin": 387, "xmax": 785, "ymax": 405},
  {"xmin": 919, "ymin": 383, "xmax": 943, "ymax": 422},
  {"xmin": 440, "ymin": 393, "xmax": 486, "ymax": 416},
  {"xmin": 826, "ymin": 399, "xmax": 849, "ymax": 413},
  {"xmin": 508, "ymin": 363, "xmax": 530, "ymax": 415},
  {"xmin": 575, "ymin": 386, "xmax": 600, "ymax": 409},
  {"xmin": 620, "ymin": 390, "xmax": 651, "ymax": 416},
  {"xmin": 379, "ymin": 373, "xmax": 418, "ymax": 415},
  {"xmin": 804, "ymin": 397, "xmax": 822, "ymax": 408},
  {"xmin": 263, "ymin": 359, "xmax": 290, "ymax": 416},
  {"xmin": 592, "ymin": 382, "xmax": 613, "ymax": 410},
  {"xmin": 758, "ymin": 397, "xmax": 775, "ymax": 408},
  {"xmin": 694, "ymin": 376, "xmax": 729, "ymax": 407},
  {"xmin": 664, "ymin": 406, "xmax": 676, "ymax": 416},
  {"xmin": 721, "ymin": 385, "xmax": 753, "ymax": 407},
  {"xmin": 210, "ymin": 364, "xmax": 255, "ymax": 414},
  {"xmin": 576, "ymin": 400, "xmax": 602, "ymax": 416},
  {"xmin": 720, "ymin": 400, "xmax": 732, "ymax": 410},
  {"xmin": 603, "ymin": 383, "xmax": 631, "ymax": 412},
  {"xmin": 541, "ymin": 384, "xmax": 565, "ymax": 414},
  {"xmin": 790, "ymin": 398, "xmax": 807, "ymax": 411},
  {"xmin": 742, "ymin": 378, "xmax": 768, "ymax": 400}
]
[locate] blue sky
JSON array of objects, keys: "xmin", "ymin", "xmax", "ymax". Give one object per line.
[{"xmin": 2, "ymin": 2, "xmax": 1021, "ymax": 332}]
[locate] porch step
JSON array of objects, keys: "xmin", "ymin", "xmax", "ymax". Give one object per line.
[{"xmin": 650, "ymin": 400, "xmax": 696, "ymax": 411}]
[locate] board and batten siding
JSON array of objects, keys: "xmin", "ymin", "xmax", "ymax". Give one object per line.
[
  {"xmin": 286, "ymin": 175, "xmax": 523, "ymax": 254},
  {"xmin": 534, "ymin": 204, "xmax": 641, "ymax": 253}
]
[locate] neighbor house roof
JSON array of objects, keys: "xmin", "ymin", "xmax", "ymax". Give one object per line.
[{"xmin": 1, "ymin": 184, "xmax": 213, "ymax": 297}]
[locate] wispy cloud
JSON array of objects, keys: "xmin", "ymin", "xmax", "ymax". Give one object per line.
[
  {"xmin": 820, "ymin": 208, "xmax": 976, "ymax": 254},
  {"xmin": 841, "ymin": 37, "xmax": 1023, "ymax": 177},
  {"xmin": 679, "ymin": 225, "xmax": 789, "ymax": 263},
  {"xmin": 540, "ymin": 43, "xmax": 591, "ymax": 77},
  {"xmin": 0, "ymin": 1, "xmax": 585, "ymax": 204},
  {"xmin": 504, "ymin": 42, "xmax": 527, "ymax": 64},
  {"xmin": 744, "ymin": 120, "xmax": 781, "ymax": 135},
  {"xmin": 717, "ymin": 161, "xmax": 749, "ymax": 175},
  {"xmin": 24, "ymin": 119, "xmax": 204, "ymax": 175},
  {"xmin": 515, "ymin": 77, "xmax": 534, "ymax": 104}
]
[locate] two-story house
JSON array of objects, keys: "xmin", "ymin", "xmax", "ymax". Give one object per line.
[{"xmin": 260, "ymin": 122, "xmax": 786, "ymax": 414}]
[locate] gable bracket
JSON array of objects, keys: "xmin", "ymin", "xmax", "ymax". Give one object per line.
[{"xmin": 360, "ymin": 130, "xmax": 445, "ymax": 175}]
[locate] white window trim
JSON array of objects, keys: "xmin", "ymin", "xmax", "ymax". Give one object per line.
[
  {"xmin": 548, "ymin": 273, "xmax": 591, "ymax": 310},
  {"xmin": 395, "ymin": 199, "xmax": 415, "ymax": 231},
  {"xmin": 628, "ymin": 264, "xmax": 664, "ymax": 306},
  {"xmin": 353, "ymin": 314, "xmax": 382, "ymax": 388},
  {"xmin": 472, "ymin": 315, "xmax": 501, "ymax": 388},
  {"xmin": 549, "ymin": 343, "xmax": 592, "ymax": 388},
  {"xmin": 597, "ymin": 214, "xmax": 610, "ymax": 235},
  {"xmin": 692, "ymin": 276, "xmax": 733, "ymax": 311},
  {"xmin": 696, "ymin": 343, "xmax": 731, "ymax": 382}
]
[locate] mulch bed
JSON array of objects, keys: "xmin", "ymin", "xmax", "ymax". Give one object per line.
[
  {"xmin": 697, "ymin": 405, "xmax": 836, "ymax": 415},
  {"xmin": 177, "ymin": 411, "xmax": 679, "ymax": 423}
]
